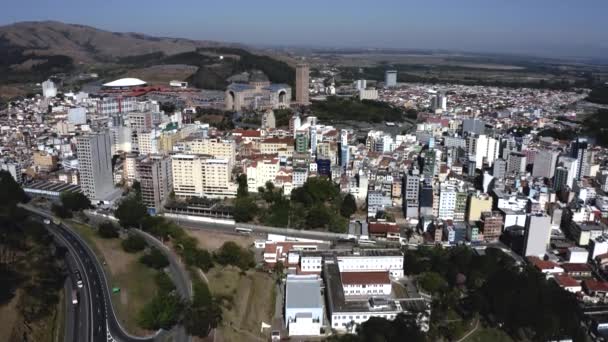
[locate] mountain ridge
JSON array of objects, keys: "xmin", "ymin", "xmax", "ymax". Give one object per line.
[{"xmin": 0, "ymin": 20, "xmax": 235, "ymax": 64}]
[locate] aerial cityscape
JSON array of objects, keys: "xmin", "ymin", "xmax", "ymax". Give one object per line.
[{"xmin": 1, "ymin": 2, "xmax": 608, "ymax": 342}]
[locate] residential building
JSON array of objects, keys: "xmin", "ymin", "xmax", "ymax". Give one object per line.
[
  {"xmin": 523, "ymin": 213, "xmax": 551, "ymax": 257},
  {"xmin": 136, "ymin": 154, "xmax": 172, "ymax": 214},
  {"xmin": 480, "ymin": 211, "xmax": 503, "ymax": 242},
  {"xmin": 467, "ymin": 192, "xmax": 493, "ymax": 222},
  {"xmin": 295, "ymin": 64, "xmax": 310, "ymax": 105},
  {"xmin": 76, "ymin": 132, "xmax": 114, "ymax": 201},
  {"xmin": 385, "ymin": 70, "xmax": 397, "ymax": 87},
  {"xmin": 171, "ymin": 154, "xmax": 236, "ymax": 198},
  {"xmin": 533, "ymin": 150, "xmax": 559, "ymax": 178}
]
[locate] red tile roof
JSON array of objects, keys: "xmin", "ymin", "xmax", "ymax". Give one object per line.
[
  {"xmin": 368, "ymin": 222, "xmax": 400, "ymax": 234},
  {"xmin": 527, "ymin": 256, "xmax": 561, "ymax": 270},
  {"xmin": 340, "ymin": 271, "xmax": 390, "ymax": 285},
  {"xmin": 583, "ymin": 279, "xmax": 608, "ymax": 293},
  {"xmin": 554, "ymin": 275, "xmax": 580, "ymax": 288},
  {"xmin": 233, "ymin": 129, "xmax": 262, "ymax": 138},
  {"xmin": 561, "ymin": 263, "xmax": 592, "ymax": 273}
]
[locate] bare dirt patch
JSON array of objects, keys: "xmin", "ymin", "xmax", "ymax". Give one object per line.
[
  {"xmin": 207, "ymin": 266, "xmax": 275, "ymax": 342},
  {"xmin": 185, "ymin": 229, "xmax": 254, "ymax": 251}
]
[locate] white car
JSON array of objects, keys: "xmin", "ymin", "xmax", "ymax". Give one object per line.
[{"xmin": 43, "ymin": 219, "xmax": 51, "ymax": 225}]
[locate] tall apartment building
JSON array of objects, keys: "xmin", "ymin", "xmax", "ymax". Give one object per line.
[
  {"xmin": 571, "ymin": 138, "xmax": 589, "ymax": 180},
  {"xmin": 454, "ymin": 192, "xmax": 468, "ymax": 221},
  {"xmin": 246, "ymin": 157, "xmax": 280, "ymax": 193},
  {"xmin": 97, "ymin": 97, "xmax": 136, "ymax": 116},
  {"xmin": 136, "ymin": 155, "xmax": 172, "ymax": 214},
  {"xmin": 524, "ymin": 213, "xmax": 551, "ymax": 257},
  {"xmin": 422, "ymin": 150, "xmax": 437, "ymax": 180},
  {"xmin": 553, "ymin": 167, "xmax": 569, "ymax": 192},
  {"xmin": 295, "ymin": 132, "xmax": 309, "ymax": 153},
  {"xmin": 532, "ymin": 150, "xmax": 559, "ymax": 178},
  {"xmin": 384, "ymin": 70, "xmax": 397, "ymax": 87},
  {"xmin": 492, "ymin": 158, "xmax": 507, "ymax": 179},
  {"xmin": 171, "ymin": 154, "xmax": 236, "ymax": 198},
  {"xmin": 295, "ymin": 64, "xmax": 310, "ymax": 105},
  {"xmin": 438, "ymin": 182, "xmax": 457, "ymax": 220},
  {"xmin": 557, "ymin": 156, "xmax": 578, "ymax": 190},
  {"xmin": 468, "ymin": 135, "xmax": 499, "ymax": 170},
  {"xmin": 403, "ymin": 170, "xmax": 420, "ymax": 219},
  {"xmin": 178, "ymin": 137, "xmax": 236, "ymax": 164},
  {"xmin": 76, "ymin": 132, "xmax": 114, "ymax": 201},
  {"xmin": 480, "ymin": 211, "xmax": 503, "ymax": 242},
  {"xmin": 467, "ymin": 192, "xmax": 493, "ymax": 222},
  {"xmin": 506, "ymin": 152, "xmax": 527, "ymax": 175},
  {"xmin": 128, "ymin": 111, "xmax": 154, "ymax": 132},
  {"xmin": 462, "ymin": 119, "xmax": 485, "ymax": 135}
]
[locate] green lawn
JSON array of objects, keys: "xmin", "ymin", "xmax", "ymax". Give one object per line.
[{"xmin": 462, "ymin": 327, "xmax": 513, "ymax": 342}]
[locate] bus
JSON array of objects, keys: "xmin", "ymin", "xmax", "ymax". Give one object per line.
[
  {"xmin": 72, "ymin": 290, "xmax": 78, "ymax": 305},
  {"xmin": 235, "ymin": 227, "xmax": 253, "ymax": 235}
]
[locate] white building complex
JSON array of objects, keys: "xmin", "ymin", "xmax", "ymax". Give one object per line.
[
  {"xmin": 171, "ymin": 154, "xmax": 236, "ymax": 198},
  {"xmin": 285, "ymin": 275, "xmax": 324, "ymax": 337}
]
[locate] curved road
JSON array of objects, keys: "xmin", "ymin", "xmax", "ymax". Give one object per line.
[{"xmin": 23, "ymin": 205, "xmax": 192, "ymax": 342}]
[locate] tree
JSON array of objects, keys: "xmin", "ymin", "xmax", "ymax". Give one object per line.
[
  {"xmin": 121, "ymin": 234, "xmax": 147, "ymax": 253},
  {"xmin": 0, "ymin": 170, "xmax": 27, "ymax": 206},
  {"xmin": 236, "ymin": 174, "xmax": 248, "ymax": 197},
  {"xmin": 184, "ymin": 300, "xmax": 223, "ymax": 337},
  {"xmin": 214, "ymin": 241, "xmax": 255, "ymax": 270},
  {"xmin": 131, "ymin": 180, "xmax": 142, "ymax": 200},
  {"xmin": 340, "ymin": 194, "xmax": 357, "ymax": 218},
  {"xmin": 417, "ymin": 272, "xmax": 448, "ymax": 295},
  {"xmin": 184, "ymin": 281, "xmax": 222, "ymax": 337},
  {"xmin": 264, "ymin": 197, "xmax": 289, "ymax": 227},
  {"xmin": 194, "ymin": 249, "xmax": 214, "ymax": 272},
  {"xmin": 60, "ymin": 191, "xmax": 91, "ymax": 212},
  {"xmin": 155, "ymin": 272, "xmax": 176, "ymax": 294},
  {"xmin": 138, "ymin": 293, "xmax": 184, "ymax": 330},
  {"xmin": 233, "ymin": 196, "xmax": 257, "ymax": 223},
  {"xmin": 114, "ymin": 195, "xmax": 147, "ymax": 228},
  {"xmin": 140, "ymin": 247, "xmax": 170, "ymax": 269},
  {"xmin": 98, "ymin": 221, "xmax": 119, "ymax": 239},
  {"xmin": 306, "ymin": 205, "xmax": 331, "ymax": 229},
  {"xmin": 51, "ymin": 203, "xmax": 72, "ymax": 218}
]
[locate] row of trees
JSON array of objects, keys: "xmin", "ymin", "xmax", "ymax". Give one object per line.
[
  {"xmin": 403, "ymin": 246, "xmax": 585, "ymax": 341},
  {"xmin": 113, "ymin": 193, "xmax": 256, "ymax": 336},
  {"xmin": 51, "ymin": 191, "xmax": 92, "ymax": 218},
  {"xmin": 0, "ymin": 171, "xmax": 68, "ymax": 339},
  {"xmin": 234, "ymin": 176, "xmax": 357, "ymax": 232}
]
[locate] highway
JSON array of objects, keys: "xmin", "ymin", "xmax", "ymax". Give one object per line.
[
  {"xmin": 23, "ymin": 204, "xmax": 192, "ymax": 342},
  {"xmin": 62, "ymin": 253, "xmax": 89, "ymax": 342}
]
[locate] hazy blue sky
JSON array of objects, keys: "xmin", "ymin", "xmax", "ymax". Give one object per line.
[{"xmin": 1, "ymin": 0, "xmax": 607, "ymax": 58}]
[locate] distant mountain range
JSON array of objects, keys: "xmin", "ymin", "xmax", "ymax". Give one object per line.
[
  {"xmin": 0, "ymin": 21, "xmax": 296, "ymax": 98},
  {"xmin": 0, "ymin": 20, "xmax": 230, "ymax": 64}
]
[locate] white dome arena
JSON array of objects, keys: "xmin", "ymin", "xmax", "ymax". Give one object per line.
[{"xmin": 102, "ymin": 78, "xmax": 147, "ymax": 88}]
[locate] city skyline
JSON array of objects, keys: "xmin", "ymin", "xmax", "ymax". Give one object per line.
[{"xmin": 1, "ymin": 0, "xmax": 607, "ymax": 59}]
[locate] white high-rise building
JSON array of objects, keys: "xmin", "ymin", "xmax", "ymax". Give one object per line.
[
  {"xmin": 384, "ymin": 70, "xmax": 397, "ymax": 87},
  {"xmin": 468, "ymin": 135, "xmax": 499, "ymax": 170},
  {"xmin": 559, "ymin": 156, "xmax": 578, "ymax": 189},
  {"xmin": 533, "ymin": 150, "xmax": 559, "ymax": 178},
  {"xmin": 354, "ymin": 79, "xmax": 367, "ymax": 91},
  {"xmin": 310, "ymin": 126, "xmax": 318, "ymax": 155},
  {"xmin": 524, "ymin": 213, "xmax": 551, "ymax": 257},
  {"xmin": 171, "ymin": 154, "xmax": 236, "ymax": 198},
  {"xmin": 438, "ymin": 182, "xmax": 457, "ymax": 220},
  {"xmin": 42, "ymin": 79, "xmax": 57, "ymax": 98},
  {"xmin": 76, "ymin": 132, "xmax": 114, "ymax": 201}
]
